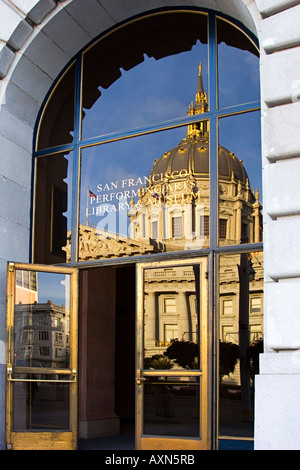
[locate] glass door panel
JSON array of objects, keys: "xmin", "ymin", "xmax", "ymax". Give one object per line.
[
  {"xmin": 143, "ymin": 375, "xmax": 200, "ymax": 437},
  {"xmin": 136, "ymin": 258, "xmax": 210, "ymax": 450},
  {"xmin": 6, "ymin": 263, "xmax": 78, "ymax": 450}
]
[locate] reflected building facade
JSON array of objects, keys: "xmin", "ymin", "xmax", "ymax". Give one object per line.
[{"xmin": 14, "ymin": 271, "xmax": 70, "ymax": 370}]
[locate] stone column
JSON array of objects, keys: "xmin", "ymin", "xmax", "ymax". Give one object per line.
[
  {"xmin": 253, "ymin": 190, "xmax": 261, "ymax": 243},
  {"xmin": 235, "ymin": 199, "xmax": 242, "ymax": 243},
  {"xmin": 145, "ymin": 292, "xmax": 156, "ymax": 347},
  {"xmin": 184, "ymin": 202, "xmax": 193, "ymax": 240},
  {"xmin": 178, "ymin": 291, "xmax": 190, "ymax": 341}
]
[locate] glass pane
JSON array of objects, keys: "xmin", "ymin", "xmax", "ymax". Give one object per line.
[
  {"xmin": 143, "ymin": 265, "xmax": 200, "ymax": 370},
  {"xmin": 217, "ymin": 18, "xmax": 260, "ymax": 109},
  {"xmin": 81, "ymin": 13, "xmax": 208, "ymax": 139},
  {"xmin": 218, "ymin": 111, "xmax": 262, "ymax": 246},
  {"xmin": 37, "ymin": 63, "xmax": 75, "ymax": 150},
  {"xmin": 218, "ymin": 252, "xmax": 264, "ymax": 439},
  {"xmin": 143, "ymin": 376, "xmax": 200, "ymax": 437},
  {"xmin": 12, "ymin": 374, "xmax": 70, "ymax": 431},
  {"xmin": 33, "ymin": 152, "xmax": 72, "ymax": 264},
  {"xmin": 78, "ymin": 121, "xmax": 209, "ymax": 261},
  {"xmin": 14, "ymin": 270, "xmax": 71, "ymax": 369}
]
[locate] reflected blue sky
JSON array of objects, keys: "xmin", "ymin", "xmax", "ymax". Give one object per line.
[
  {"xmin": 36, "ymin": 272, "xmax": 70, "ymax": 308},
  {"xmin": 82, "ymin": 41, "xmax": 208, "ymax": 139},
  {"xmin": 218, "ymin": 42, "xmax": 260, "ymax": 108}
]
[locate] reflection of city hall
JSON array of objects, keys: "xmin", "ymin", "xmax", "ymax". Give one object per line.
[
  {"xmin": 2, "ymin": 0, "xmax": 299, "ymax": 452},
  {"xmin": 71, "ymin": 68, "xmax": 263, "ymax": 382}
]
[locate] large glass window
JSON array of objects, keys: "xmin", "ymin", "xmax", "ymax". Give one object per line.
[
  {"xmin": 33, "ymin": 152, "xmax": 72, "ymax": 264},
  {"xmin": 33, "ymin": 11, "xmax": 261, "ymax": 264},
  {"xmin": 33, "ymin": 9, "xmax": 262, "ymax": 449}
]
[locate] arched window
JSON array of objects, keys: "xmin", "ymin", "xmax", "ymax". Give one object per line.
[
  {"xmin": 33, "ymin": 9, "xmax": 261, "ymax": 264},
  {"xmin": 32, "ymin": 8, "xmax": 262, "ymax": 448}
]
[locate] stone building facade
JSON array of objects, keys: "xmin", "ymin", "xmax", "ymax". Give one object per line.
[{"xmin": 0, "ymin": 0, "xmax": 300, "ymax": 450}]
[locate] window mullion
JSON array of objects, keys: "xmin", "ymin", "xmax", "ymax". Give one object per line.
[
  {"xmin": 208, "ymin": 13, "xmax": 218, "ymax": 251},
  {"xmin": 70, "ymin": 55, "xmax": 83, "ymax": 264}
]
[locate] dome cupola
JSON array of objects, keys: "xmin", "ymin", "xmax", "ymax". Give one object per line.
[{"xmin": 148, "ymin": 64, "xmax": 249, "ymax": 187}]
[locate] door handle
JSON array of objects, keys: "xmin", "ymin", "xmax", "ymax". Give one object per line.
[
  {"xmin": 136, "ymin": 369, "xmax": 146, "ymax": 385},
  {"xmin": 7, "ymin": 364, "xmax": 12, "ymax": 381},
  {"xmin": 71, "ymin": 369, "xmax": 77, "ymax": 382},
  {"xmin": 6, "ymin": 366, "xmax": 77, "ymax": 383}
]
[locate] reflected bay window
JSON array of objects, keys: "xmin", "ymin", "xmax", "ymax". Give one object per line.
[
  {"xmin": 152, "ymin": 220, "xmax": 158, "ymax": 239},
  {"xmin": 219, "ymin": 219, "xmax": 227, "ymax": 240},
  {"xmin": 200, "ymin": 215, "xmax": 209, "ymax": 237}
]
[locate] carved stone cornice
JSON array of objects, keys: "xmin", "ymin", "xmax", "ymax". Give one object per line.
[{"xmin": 64, "ymin": 226, "xmax": 159, "ymax": 261}]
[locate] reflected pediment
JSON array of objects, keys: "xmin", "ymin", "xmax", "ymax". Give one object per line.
[{"xmin": 64, "ymin": 225, "xmax": 162, "ymax": 262}]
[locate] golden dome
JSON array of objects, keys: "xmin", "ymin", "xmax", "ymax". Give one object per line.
[
  {"xmin": 148, "ymin": 64, "xmax": 249, "ymax": 187},
  {"xmin": 148, "ymin": 133, "xmax": 249, "ymax": 185}
]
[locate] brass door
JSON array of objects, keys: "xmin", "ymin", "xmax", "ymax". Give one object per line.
[
  {"xmin": 136, "ymin": 258, "xmax": 210, "ymax": 450},
  {"xmin": 6, "ymin": 263, "xmax": 78, "ymax": 450}
]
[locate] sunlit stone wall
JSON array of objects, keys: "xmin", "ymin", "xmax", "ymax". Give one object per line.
[{"xmin": 254, "ymin": 0, "xmax": 300, "ymax": 450}]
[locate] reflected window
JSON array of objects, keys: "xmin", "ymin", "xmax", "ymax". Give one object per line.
[
  {"xmin": 39, "ymin": 331, "xmax": 49, "ymax": 341},
  {"xmin": 219, "ymin": 219, "xmax": 227, "ymax": 239},
  {"xmin": 223, "ymin": 299, "xmax": 233, "ymax": 316},
  {"xmin": 152, "ymin": 221, "xmax": 158, "ymax": 239},
  {"xmin": 164, "ymin": 297, "xmax": 177, "ymax": 314},
  {"xmin": 200, "ymin": 215, "xmax": 209, "ymax": 238},
  {"xmin": 250, "ymin": 297, "xmax": 261, "ymax": 314},
  {"xmin": 164, "ymin": 324, "xmax": 179, "ymax": 343},
  {"xmin": 16, "ymin": 270, "xmax": 37, "ymax": 291},
  {"xmin": 172, "ymin": 216, "xmax": 183, "ymax": 239}
]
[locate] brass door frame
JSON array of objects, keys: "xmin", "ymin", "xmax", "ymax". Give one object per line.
[
  {"xmin": 136, "ymin": 257, "xmax": 210, "ymax": 450},
  {"xmin": 6, "ymin": 262, "xmax": 78, "ymax": 450}
]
